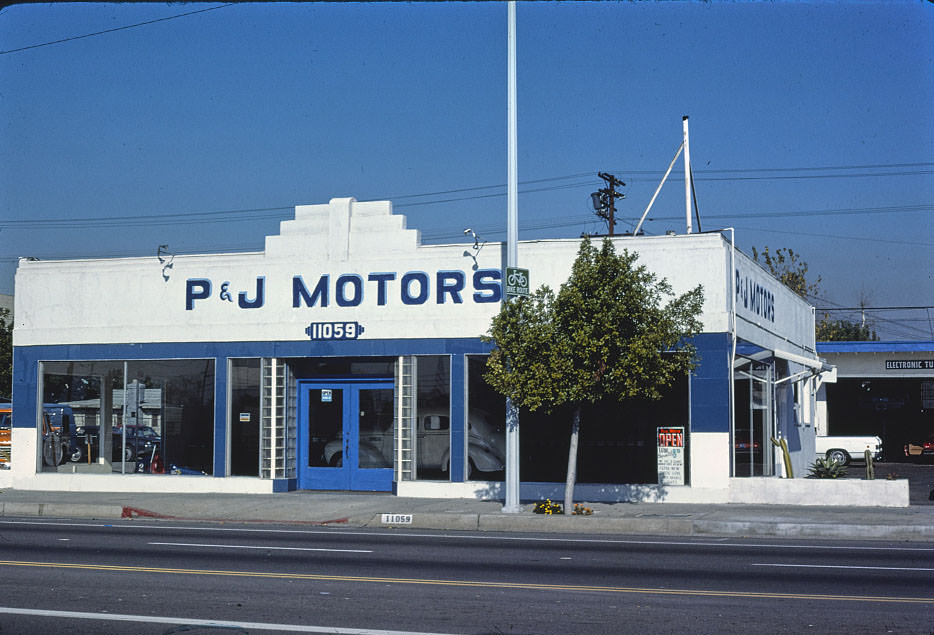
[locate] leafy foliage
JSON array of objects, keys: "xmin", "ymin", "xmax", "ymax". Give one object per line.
[
  {"xmin": 484, "ymin": 237, "xmax": 704, "ymax": 513},
  {"xmin": 752, "ymin": 246, "xmax": 878, "ymax": 342},
  {"xmin": 0, "ymin": 308, "xmax": 11, "ymax": 400},
  {"xmin": 485, "ymin": 237, "xmax": 705, "ymax": 411},
  {"xmin": 808, "ymin": 457, "xmax": 848, "ymax": 479},
  {"xmin": 533, "ymin": 499, "xmax": 563, "ymax": 515},
  {"xmin": 751, "ymin": 246, "xmax": 820, "ymax": 300},
  {"xmin": 815, "ymin": 315, "xmax": 878, "ymax": 342}
]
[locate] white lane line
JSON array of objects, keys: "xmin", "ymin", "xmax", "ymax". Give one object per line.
[
  {"xmin": 753, "ymin": 563, "xmax": 934, "ymax": 572},
  {"xmin": 4, "ymin": 519, "xmax": 934, "ymax": 552},
  {"xmin": 149, "ymin": 541, "xmax": 372, "ymax": 553},
  {"xmin": 0, "ymin": 606, "xmax": 454, "ymax": 634}
]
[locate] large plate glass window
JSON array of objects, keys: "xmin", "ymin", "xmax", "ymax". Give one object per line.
[
  {"xmin": 415, "ymin": 356, "xmax": 451, "ymax": 480},
  {"xmin": 466, "ymin": 355, "xmax": 505, "ymax": 481},
  {"xmin": 39, "ymin": 359, "xmax": 214, "ymax": 475},
  {"xmin": 230, "ymin": 358, "xmax": 260, "ymax": 477}
]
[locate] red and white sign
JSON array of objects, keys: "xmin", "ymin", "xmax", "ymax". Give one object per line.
[
  {"xmin": 657, "ymin": 428, "xmax": 684, "ymax": 448},
  {"xmin": 657, "ymin": 426, "xmax": 685, "ymax": 486}
]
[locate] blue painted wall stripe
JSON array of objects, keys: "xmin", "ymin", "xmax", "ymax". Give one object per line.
[
  {"xmin": 689, "ymin": 332, "xmax": 732, "ymax": 434},
  {"xmin": 449, "ymin": 354, "xmax": 465, "ymax": 481}
]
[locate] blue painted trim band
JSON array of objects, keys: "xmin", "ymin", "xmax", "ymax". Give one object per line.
[
  {"xmin": 273, "ymin": 478, "xmax": 297, "ymax": 492},
  {"xmin": 214, "ymin": 359, "xmax": 228, "ymax": 477},
  {"xmin": 689, "ymin": 332, "xmax": 731, "ymax": 434},
  {"xmin": 449, "ymin": 355, "xmax": 465, "ymax": 481},
  {"xmin": 817, "ymin": 341, "xmax": 934, "ymax": 353}
]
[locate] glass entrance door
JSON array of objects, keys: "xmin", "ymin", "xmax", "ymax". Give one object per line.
[
  {"xmin": 733, "ymin": 362, "xmax": 774, "ymax": 477},
  {"xmin": 299, "ymin": 380, "xmax": 394, "ymax": 491}
]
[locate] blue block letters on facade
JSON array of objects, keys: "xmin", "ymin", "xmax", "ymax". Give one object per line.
[
  {"xmin": 186, "ymin": 269, "xmax": 502, "ymax": 310},
  {"xmin": 735, "ymin": 269, "xmax": 776, "ymax": 323}
]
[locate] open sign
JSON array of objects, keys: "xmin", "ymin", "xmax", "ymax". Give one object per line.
[
  {"xmin": 657, "ymin": 426, "xmax": 685, "ymax": 486},
  {"xmin": 657, "ymin": 428, "xmax": 684, "ymax": 448}
]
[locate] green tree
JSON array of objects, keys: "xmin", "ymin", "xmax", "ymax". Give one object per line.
[
  {"xmin": 485, "ymin": 238, "xmax": 704, "ymax": 513},
  {"xmin": 0, "ymin": 308, "xmax": 11, "ymax": 400},
  {"xmin": 752, "ymin": 246, "xmax": 878, "ymax": 341},
  {"xmin": 815, "ymin": 315, "xmax": 878, "ymax": 342},
  {"xmin": 751, "ymin": 246, "xmax": 821, "ymax": 300}
]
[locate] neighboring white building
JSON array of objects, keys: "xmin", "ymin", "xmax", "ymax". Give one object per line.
[
  {"xmin": 816, "ymin": 340, "xmax": 934, "ymax": 461},
  {"xmin": 7, "ymin": 198, "xmax": 826, "ymax": 501}
]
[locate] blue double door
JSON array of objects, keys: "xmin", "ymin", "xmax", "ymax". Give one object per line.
[{"xmin": 298, "ymin": 379, "xmax": 394, "ymax": 491}]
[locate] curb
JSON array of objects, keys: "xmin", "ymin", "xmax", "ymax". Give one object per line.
[
  {"xmin": 0, "ymin": 502, "xmax": 124, "ymax": 519},
  {"xmin": 2, "ymin": 504, "xmax": 933, "ymax": 542},
  {"xmin": 691, "ymin": 519, "xmax": 934, "ymax": 541}
]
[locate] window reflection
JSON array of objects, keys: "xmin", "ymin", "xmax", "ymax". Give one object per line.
[
  {"xmin": 466, "ymin": 355, "xmax": 505, "ymax": 481},
  {"xmin": 40, "ymin": 360, "xmax": 214, "ymax": 475},
  {"xmin": 415, "ymin": 356, "xmax": 450, "ymax": 480}
]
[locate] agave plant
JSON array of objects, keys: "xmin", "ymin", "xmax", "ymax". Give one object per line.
[{"xmin": 808, "ymin": 457, "xmax": 848, "ymax": 479}]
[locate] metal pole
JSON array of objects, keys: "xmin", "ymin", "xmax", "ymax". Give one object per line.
[
  {"xmin": 683, "ymin": 116, "xmax": 692, "ymax": 234},
  {"xmin": 507, "ymin": 2, "xmax": 518, "ymax": 267},
  {"xmin": 503, "ymin": 0, "xmax": 520, "ymax": 513}
]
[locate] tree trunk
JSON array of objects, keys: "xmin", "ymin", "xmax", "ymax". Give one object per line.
[{"xmin": 564, "ymin": 405, "xmax": 581, "ymax": 515}]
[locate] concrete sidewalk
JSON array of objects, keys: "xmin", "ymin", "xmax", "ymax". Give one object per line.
[{"xmin": 1, "ymin": 488, "xmax": 933, "ymax": 542}]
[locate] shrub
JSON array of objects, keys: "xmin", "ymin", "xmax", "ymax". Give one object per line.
[
  {"xmin": 808, "ymin": 457, "xmax": 848, "ymax": 479},
  {"xmin": 533, "ymin": 499, "xmax": 563, "ymax": 515}
]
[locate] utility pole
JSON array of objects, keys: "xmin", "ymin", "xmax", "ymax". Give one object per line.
[{"xmin": 590, "ymin": 172, "xmax": 625, "ymax": 236}]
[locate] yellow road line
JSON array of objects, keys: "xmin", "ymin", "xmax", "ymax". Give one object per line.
[{"xmin": 1, "ymin": 560, "xmax": 932, "ymax": 604}]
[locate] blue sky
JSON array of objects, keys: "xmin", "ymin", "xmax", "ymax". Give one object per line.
[{"xmin": 1, "ymin": 1, "xmax": 932, "ymax": 339}]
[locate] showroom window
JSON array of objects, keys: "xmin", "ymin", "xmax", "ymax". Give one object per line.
[
  {"xmin": 415, "ymin": 356, "xmax": 450, "ymax": 480},
  {"xmin": 40, "ymin": 359, "xmax": 215, "ymax": 475},
  {"xmin": 466, "ymin": 355, "xmax": 505, "ymax": 481},
  {"xmin": 229, "ymin": 358, "xmax": 260, "ymax": 477}
]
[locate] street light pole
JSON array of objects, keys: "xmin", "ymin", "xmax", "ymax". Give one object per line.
[{"xmin": 503, "ymin": 0, "xmax": 521, "ymax": 514}]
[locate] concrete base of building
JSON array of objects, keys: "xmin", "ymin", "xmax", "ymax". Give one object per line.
[
  {"xmin": 0, "ymin": 472, "xmax": 277, "ymax": 494},
  {"xmin": 396, "ymin": 477, "xmax": 909, "ymax": 507},
  {"xmin": 0, "ymin": 472, "xmax": 908, "ymax": 507},
  {"xmin": 728, "ymin": 476, "xmax": 909, "ymax": 507},
  {"xmin": 395, "ymin": 480, "xmax": 732, "ymax": 504}
]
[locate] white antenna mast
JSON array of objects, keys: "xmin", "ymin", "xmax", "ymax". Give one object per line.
[
  {"xmin": 633, "ymin": 116, "xmax": 696, "ymax": 236},
  {"xmin": 683, "ymin": 115, "xmax": 693, "ymax": 234}
]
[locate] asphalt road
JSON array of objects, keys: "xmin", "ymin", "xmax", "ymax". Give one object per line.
[{"xmin": 0, "ymin": 518, "xmax": 931, "ymax": 634}]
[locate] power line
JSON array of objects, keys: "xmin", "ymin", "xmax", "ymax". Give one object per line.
[
  {"xmin": 725, "ymin": 225, "xmax": 934, "ymax": 248},
  {"xmin": 818, "ymin": 306, "xmax": 934, "ymax": 311},
  {"xmin": 0, "ymin": 4, "xmax": 234, "ymax": 56},
  {"xmin": 2, "ymin": 161, "xmax": 931, "ymax": 229},
  {"xmin": 0, "ymin": 206, "xmax": 294, "ymax": 230},
  {"xmin": 637, "ymin": 203, "xmax": 933, "ymax": 223},
  {"xmin": 615, "ymin": 161, "xmax": 934, "ymax": 176}
]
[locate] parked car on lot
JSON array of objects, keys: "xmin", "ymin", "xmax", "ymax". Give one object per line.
[
  {"xmin": 904, "ymin": 436, "xmax": 934, "ymax": 461},
  {"xmin": 112, "ymin": 425, "xmax": 161, "ymax": 462},
  {"xmin": 815, "ymin": 435, "xmax": 883, "ymax": 466}
]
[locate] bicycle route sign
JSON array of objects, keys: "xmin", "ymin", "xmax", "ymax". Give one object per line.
[{"xmin": 504, "ymin": 267, "xmax": 529, "ymax": 298}]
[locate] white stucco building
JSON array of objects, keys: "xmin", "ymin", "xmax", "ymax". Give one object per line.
[{"xmin": 7, "ymin": 197, "xmax": 836, "ymax": 503}]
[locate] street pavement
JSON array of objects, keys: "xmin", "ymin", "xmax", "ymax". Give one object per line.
[{"xmin": 1, "ymin": 486, "xmax": 933, "ymax": 542}]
